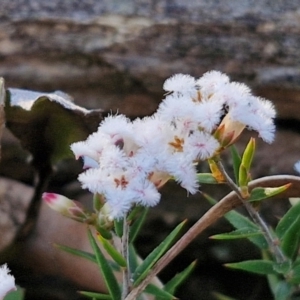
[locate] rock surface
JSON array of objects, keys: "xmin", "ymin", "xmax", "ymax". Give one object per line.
[
  {"xmin": 1, "ymin": 1, "xmax": 300, "ymax": 299},
  {"xmin": 0, "ymin": 0, "xmax": 300, "ymax": 119}
]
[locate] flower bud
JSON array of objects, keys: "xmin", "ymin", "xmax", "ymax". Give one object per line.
[
  {"xmin": 214, "ymin": 114, "xmax": 246, "ymax": 149},
  {"xmin": 97, "ymin": 203, "xmax": 114, "ymax": 230},
  {"xmin": 43, "ymin": 193, "xmax": 88, "ymax": 222}
]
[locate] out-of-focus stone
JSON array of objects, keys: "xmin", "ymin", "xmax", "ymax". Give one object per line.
[{"xmin": 0, "ymin": 177, "xmax": 33, "ymax": 252}]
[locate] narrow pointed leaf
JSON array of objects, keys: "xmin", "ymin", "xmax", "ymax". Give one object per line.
[
  {"xmin": 114, "ymin": 218, "xmax": 123, "ymax": 237},
  {"xmin": 97, "ymin": 234, "xmax": 127, "ymax": 267},
  {"xmin": 87, "ymin": 229, "xmax": 121, "ymax": 300},
  {"xmin": 164, "ymin": 261, "xmax": 196, "ymax": 295},
  {"xmin": 79, "ymin": 291, "xmax": 112, "ymax": 299},
  {"xmin": 222, "ymin": 210, "xmax": 267, "ymax": 249},
  {"xmin": 230, "ymin": 145, "xmax": 241, "ymax": 184},
  {"xmin": 276, "ymin": 199, "xmax": 300, "ymax": 239},
  {"xmin": 248, "ymin": 184, "xmax": 291, "ymax": 203},
  {"xmin": 210, "ymin": 228, "xmax": 262, "ymax": 240},
  {"xmin": 54, "ymin": 244, "xmax": 96, "ymax": 263},
  {"xmin": 225, "ymin": 260, "xmax": 277, "ymax": 275},
  {"xmin": 279, "ymin": 215, "xmax": 300, "ymax": 260},
  {"xmin": 129, "ymin": 244, "xmax": 139, "ymax": 274},
  {"xmin": 129, "ymin": 207, "xmax": 149, "ymax": 243},
  {"xmin": 133, "ymin": 220, "xmax": 186, "ymax": 286},
  {"xmin": 144, "ymin": 284, "xmax": 175, "ymax": 300},
  {"xmin": 202, "ymin": 193, "xmax": 267, "ymax": 248},
  {"xmin": 196, "ymin": 173, "xmax": 219, "ymax": 184}
]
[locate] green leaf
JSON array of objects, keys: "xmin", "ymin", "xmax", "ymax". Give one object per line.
[
  {"xmin": 87, "ymin": 228, "xmax": 121, "ymax": 300},
  {"xmin": 210, "ymin": 227, "xmax": 263, "ymax": 240},
  {"xmin": 97, "ymin": 234, "xmax": 127, "ymax": 268},
  {"xmin": 96, "ymin": 225, "xmax": 113, "ymax": 240},
  {"xmin": 248, "ymin": 184, "xmax": 291, "ymax": 203},
  {"xmin": 54, "ymin": 244, "xmax": 97, "ymax": 263},
  {"xmin": 230, "ymin": 145, "xmax": 241, "ymax": 184},
  {"xmin": 238, "ymin": 163, "xmax": 249, "ymax": 188},
  {"xmin": 289, "ymin": 263, "xmax": 300, "ymax": 284},
  {"xmin": 274, "ymin": 281, "xmax": 292, "ymax": 300},
  {"xmin": 223, "ymin": 210, "xmax": 268, "ymax": 249},
  {"xmin": 196, "ymin": 173, "xmax": 219, "ymax": 184},
  {"xmin": 129, "ymin": 207, "xmax": 149, "ymax": 243},
  {"xmin": 79, "ymin": 291, "xmax": 112, "ymax": 299},
  {"xmin": 4, "ymin": 286, "xmax": 25, "ymax": 300},
  {"xmin": 128, "ymin": 244, "xmax": 140, "ymax": 274},
  {"xmin": 276, "ymin": 199, "xmax": 300, "ymax": 239},
  {"xmin": 272, "ymin": 260, "xmax": 292, "ymax": 275},
  {"xmin": 133, "ymin": 220, "xmax": 186, "ymax": 286},
  {"xmin": 279, "ymin": 214, "xmax": 300, "ymax": 260},
  {"xmin": 114, "ymin": 218, "xmax": 124, "ymax": 238},
  {"xmin": 164, "ymin": 261, "xmax": 196, "ymax": 295},
  {"xmin": 202, "ymin": 192, "xmax": 267, "ymax": 248},
  {"xmin": 144, "ymin": 284, "xmax": 175, "ymax": 300},
  {"xmin": 225, "ymin": 260, "xmax": 277, "ymax": 275},
  {"xmin": 241, "ymin": 138, "xmax": 255, "ymax": 173}
]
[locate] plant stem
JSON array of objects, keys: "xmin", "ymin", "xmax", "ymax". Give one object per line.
[
  {"xmin": 122, "ymin": 216, "xmax": 131, "ymax": 299},
  {"xmin": 215, "ymin": 159, "xmax": 286, "ymax": 263}
]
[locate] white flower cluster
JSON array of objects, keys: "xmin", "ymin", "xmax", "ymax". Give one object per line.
[
  {"xmin": 0, "ymin": 264, "xmax": 16, "ymax": 300},
  {"xmin": 71, "ymin": 71, "xmax": 276, "ymax": 219}
]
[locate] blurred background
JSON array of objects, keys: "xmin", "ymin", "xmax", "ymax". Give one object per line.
[{"xmin": 1, "ymin": 1, "xmax": 300, "ymax": 299}]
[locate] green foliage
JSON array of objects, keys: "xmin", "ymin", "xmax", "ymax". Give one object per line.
[
  {"xmin": 225, "ymin": 260, "xmax": 278, "ymax": 275},
  {"xmin": 248, "ymin": 185, "xmax": 291, "ymax": 203},
  {"xmin": 79, "ymin": 291, "xmax": 112, "ymax": 299},
  {"xmin": 163, "ymin": 261, "xmax": 196, "ymax": 295},
  {"xmin": 144, "ymin": 284, "xmax": 176, "ymax": 299},
  {"xmin": 210, "ymin": 227, "xmax": 263, "ymax": 240},
  {"xmin": 54, "ymin": 244, "xmax": 97, "ymax": 263},
  {"xmin": 97, "ymin": 234, "xmax": 127, "ymax": 268},
  {"xmin": 132, "ymin": 220, "xmax": 186, "ymax": 286},
  {"xmin": 129, "ymin": 207, "xmax": 149, "ymax": 243},
  {"xmin": 87, "ymin": 228, "xmax": 121, "ymax": 300},
  {"xmin": 196, "ymin": 173, "xmax": 219, "ymax": 184}
]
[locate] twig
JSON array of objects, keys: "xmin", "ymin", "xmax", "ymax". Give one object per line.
[{"xmin": 124, "ymin": 175, "xmax": 300, "ymax": 300}]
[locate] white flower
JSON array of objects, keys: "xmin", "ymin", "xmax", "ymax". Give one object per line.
[
  {"xmin": 163, "ymin": 74, "xmax": 196, "ymax": 94},
  {"xmin": 186, "ymin": 131, "xmax": 220, "ymax": 160},
  {"xmin": 197, "ymin": 70, "xmax": 229, "ymax": 97},
  {"xmin": 69, "ymin": 71, "xmax": 277, "ymax": 219},
  {"xmin": 0, "ymin": 264, "xmax": 16, "ymax": 300}
]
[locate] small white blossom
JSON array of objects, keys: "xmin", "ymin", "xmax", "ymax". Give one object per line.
[
  {"xmin": 163, "ymin": 74, "xmax": 196, "ymax": 94},
  {"xmin": 69, "ymin": 70, "xmax": 276, "ymax": 219},
  {"xmin": 0, "ymin": 264, "xmax": 16, "ymax": 300}
]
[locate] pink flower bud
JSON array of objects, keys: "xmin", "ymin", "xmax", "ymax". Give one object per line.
[{"xmin": 43, "ymin": 193, "xmax": 88, "ymax": 222}]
